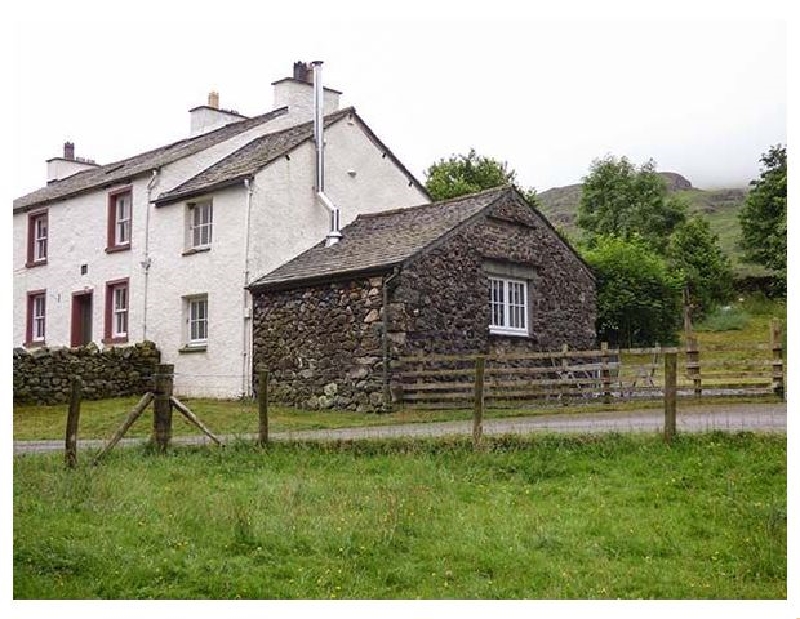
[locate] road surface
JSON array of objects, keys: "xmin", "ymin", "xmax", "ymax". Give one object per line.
[{"xmin": 13, "ymin": 402, "xmax": 786, "ymax": 456}]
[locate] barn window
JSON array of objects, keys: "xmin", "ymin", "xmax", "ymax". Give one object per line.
[{"xmin": 489, "ymin": 277, "xmax": 528, "ymax": 336}]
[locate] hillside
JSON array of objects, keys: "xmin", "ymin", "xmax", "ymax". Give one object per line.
[{"xmin": 536, "ymin": 173, "xmax": 763, "ymax": 277}]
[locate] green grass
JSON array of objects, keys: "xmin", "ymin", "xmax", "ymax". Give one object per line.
[
  {"xmin": 695, "ymin": 306, "xmax": 751, "ymax": 333},
  {"xmin": 13, "ymin": 433, "xmax": 786, "ymax": 599}
]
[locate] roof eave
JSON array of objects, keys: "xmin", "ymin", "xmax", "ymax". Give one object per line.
[
  {"xmin": 154, "ymin": 175, "xmax": 250, "ymax": 207},
  {"xmin": 249, "ymin": 263, "xmax": 401, "ymax": 294}
]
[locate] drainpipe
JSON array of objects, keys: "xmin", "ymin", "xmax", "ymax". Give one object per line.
[
  {"xmin": 242, "ymin": 177, "xmax": 255, "ymax": 397},
  {"xmin": 382, "ymin": 267, "xmax": 401, "ymax": 408},
  {"xmin": 142, "ymin": 169, "xmax": 159, "ymax": 341},
  {"xmin": 311, "ymin": 60, "xmax": 342, "ymax": 247}
]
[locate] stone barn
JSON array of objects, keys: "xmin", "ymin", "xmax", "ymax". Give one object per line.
[{"xmin": 248, "ymin": 186, "xmax": 596, "ymax": 410}]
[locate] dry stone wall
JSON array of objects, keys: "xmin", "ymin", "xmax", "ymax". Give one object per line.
[
  {"xmin": 251, "ymin": 276, "xmax": 387, "ymax": 411},
  {"xmin": 13, "ymin": 341, "xmax": 161, "ymax": 404}
]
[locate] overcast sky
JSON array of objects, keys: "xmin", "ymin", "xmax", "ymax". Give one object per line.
[{"xmin": 10, "ymin": 5, "xmax": 787, "ymax": 198}]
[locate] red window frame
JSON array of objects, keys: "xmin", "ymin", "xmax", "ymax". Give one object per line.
[
  {"xmin": 26, "ymin": 210, "xmax": 48, "ymax": 268},
  {"xmin": 106, "ymin": 187, "xmax": 132, "ymax": 253},
  {"xmin": 103, "ymin": 277, "xmax": 130, "ymax": 344},
  {"xmin": 26, "ymin": 289, "xmax": 46, "ymax": 347}
]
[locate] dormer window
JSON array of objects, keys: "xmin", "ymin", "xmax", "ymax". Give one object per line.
[{"xmin": 107, "ymin": 187, "xmax": 132, "ymax": 253}]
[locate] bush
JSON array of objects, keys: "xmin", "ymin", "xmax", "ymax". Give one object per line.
[
  {"xmin": 582, "ymin": 235, "xmax": 683, "ymax": 347},
  {"xmin": 694, "ymin": 306, "xmax": 751, "ymax": 332}
]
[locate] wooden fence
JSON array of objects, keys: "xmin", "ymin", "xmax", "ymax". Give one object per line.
[{"xmin": 395, "ymin": 321, "xmax": 784, "ymax": 410}]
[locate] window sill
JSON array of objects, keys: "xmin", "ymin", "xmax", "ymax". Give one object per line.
[
  {"xmin": 102, "ymin": 336, "xmax": 129, "ymax": 345},
  {"xmin": 489, "ymin": 328, "xmax": 529, "ymax": 338},
  {"xmin": 178, "ymin": 345, "xmax": 207, "ymax": 354},
  {"xmin": 105, "ymin": 244, "xmax": 131, "ymax": 254},
  {"xmin": 25, "ymin": 260, "xmax": 47, "ymax": 268},
  {"xmin": 182, "ymin": 246, "xmax": 211, "ymax": 257},
  {"xmin": 25, "ymin": 340, "xmax": 46, "ymax": 348}
]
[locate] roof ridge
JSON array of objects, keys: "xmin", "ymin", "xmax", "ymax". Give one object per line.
[{"xmin": 355, "ymin": 185, "xmax": 509, "ymax": 220}]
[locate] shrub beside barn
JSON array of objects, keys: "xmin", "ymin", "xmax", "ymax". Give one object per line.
[{"xmin": 249, "ymin": 186, "xmax": 596, "ymax": 411}]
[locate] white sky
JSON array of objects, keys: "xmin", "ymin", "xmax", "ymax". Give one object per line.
[{"xmin": 9, "ymin": 2, "xmax": 786, "ymax": 199}]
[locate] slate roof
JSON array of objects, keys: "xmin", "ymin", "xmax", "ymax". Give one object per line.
[
  {"xmin": 155, "ymin": 108, "xmax": 353, "ymax": 205},
  {"xmin": 13, "ymin": 107, "xmax": 289, "ymax": 213},
  {"xmin": 249, "ymin": 186, "xmax": 510, "ymax": 290},
  {"xmin": 154, "ymin": 107, "xmax": 429, "ymax": 205}
]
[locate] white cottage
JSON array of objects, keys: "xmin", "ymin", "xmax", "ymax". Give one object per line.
[{"xmin": 13, "ymin": 61, "xmax": 430, "ymax": 397}]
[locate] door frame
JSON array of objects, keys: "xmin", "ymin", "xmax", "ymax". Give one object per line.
[{"xmin": 71, "ymin": 289, "xmax": 94, "ymax": 347}]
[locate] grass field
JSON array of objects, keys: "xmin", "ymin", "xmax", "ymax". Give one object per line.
[{"xmin": 13, "ymin": 433, "xmax": 786, "ymax": 599}]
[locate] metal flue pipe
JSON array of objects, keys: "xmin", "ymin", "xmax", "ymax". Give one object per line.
[{"xmin": 311, "ymin": 60, "xmax": 342, "ymax": 247}]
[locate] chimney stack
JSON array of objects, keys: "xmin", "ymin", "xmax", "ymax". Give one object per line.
[
  {"xmin": 46, "ymin": 141, "xmax": 98, "ymax": 183},
  {"xmin": 293, "ymin": 61, "xmax": 311, "ymax": 83},
  {"xmin": 273, "ymin": 60, "xmax": 341, "ymax": 123},
  {"xmin": 189, "ymin": 90, "xmax": 246, "ymax": 136}
]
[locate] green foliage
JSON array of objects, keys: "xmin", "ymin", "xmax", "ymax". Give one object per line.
[
  {"xmin": 577, "ymin": 156, "xmax": 687, "ymax": 253},
  {"xmin": 424, "ymin": 148, "xmax": 538, "ymax": 206},
  {"xmin": 582, "ymin": 235, "xmax": 683, "ymax": 347},
  {"xmin": 694, "ymin": 306, "xmax": 751, "ymax": 333},
  {"xmin": 13, "ymin": 434, "xmax": 786, "ymax": 599},
  {"xmin": 739, "ymin": 145, "xmax": 787, "ymax": 292},
  {"xmin": 667, "ymin": 216, "xmax": 734, "ymax": 316}
]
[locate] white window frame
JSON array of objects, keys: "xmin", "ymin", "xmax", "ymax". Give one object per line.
[
  {"xmin": 188, "ymin": 200, "xmax": 213, "ymax": 249},
  {"xmin": 115, "ymin": 193, "xmax": 131, "ymax": 246},
  {"xmin": 186, "ymin": 295, "xmax": 209, "ymax": 347},
  {"xmin": 489, "ymin": 277, "xmax": 528, "ymax": 336},
  {"xmin": 32, "ymin": 294, "xmax": 46, "ymax": 341},
  {"xmin": 33, "ymin": 214, "xmax": 48, "ymax": 262},
  {"xmin": 112, "ymin": 285, "xmax": 128, "ymax": 338}
]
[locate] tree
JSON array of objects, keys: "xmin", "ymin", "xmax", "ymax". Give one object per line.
[
  {"xmin": 577, "ymin": 155, "xmax": 687, "ymax": 253},
  {"xmin": 739, "ymin": 144, "xmax": 787, "ymax": 290},
  {"xmin": 581, "ymin": 235, "xmax": 683, "ymax": 347},
  {"xmin": 667, "ymin": 216, "xmax": 733, "ymax": 316},
  {"xmin": 424, "ymin": 148, "xmax": 538, "ymax": 205}
]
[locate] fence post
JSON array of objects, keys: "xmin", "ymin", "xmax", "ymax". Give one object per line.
[
  {"xmin": 771, "ymin": 319, "xmax": 784, "ymax": 400},
  {"xmin": 153, "ymin": 364, "xmax": 174, "ymax": 453},
  {"xmin": 473, "ymin": 356, "xmax": 485, "ymax": 449},
  {"xmin": 600, "ymin": 342, "xmax": 611, "ymax": 405},
  {"xmin": 664, "ymin": 351, "xmax": 677, "ymax": 443},
  {"xmin": 258, "ymin": 366, "xmax": 269, "ymax": 446},
  {"xmin": 561, "ymin": 342, "xmax": 570, "ymax": 401},
  {"xmin": 65, "ymin": 375, "xmax": 82, "ymax": 468},
  {"xmin": 686, "ymin": 335, "xmax": 701, "ymax": 399}
]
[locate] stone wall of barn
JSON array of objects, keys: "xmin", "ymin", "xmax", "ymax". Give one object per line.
[
  {"xmin": 389, "ymin": 193, "xmax": 596, "ymax": 357},
  {"xmin": 251, "ymin": 193, "xmax": 596, "ymax": 411},
  {"xmin": 251, "ymin": 276, "xmax": 387, "ymax": 411},
  {"xmin": 13, "ymin": 340, "xmax": 161, "ymax": 404}
]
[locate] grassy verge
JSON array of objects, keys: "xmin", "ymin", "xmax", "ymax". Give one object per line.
[
  {"xmin": 13, "ymin": 392, "xmax": 782, "ymax": 442},
  {"xmin": 13, "ymin": 432, "xmax": 786, "ymax": 599}
]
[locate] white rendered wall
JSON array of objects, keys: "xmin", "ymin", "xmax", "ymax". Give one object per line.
[
  {"xmin": 144, "ymin": 185, "xmax": 250, "ymax": 397},
  {"xmin": 13, "ymin": 176, "xmax": 151, "ymax": 349}
]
